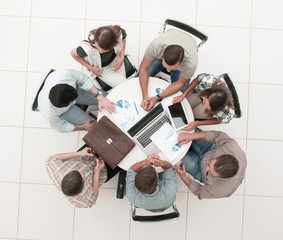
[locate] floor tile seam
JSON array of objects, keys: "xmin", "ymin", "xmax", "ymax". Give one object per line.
[
  {"xmin": 5, "ymin": 125, "xmax": 283, "ymax": 142},
  {"xmin": 248, "ymin": 82, "xmax": 283, "ymax": 87},
  {"xmin": 2, "ymin": 17, "xmax": 283, "ymax": 31},
  {"xmin": 195, "ymin": 23, "xmax": 283, "ymax": 32},
  {"xmin": 0, "ymin": 14, "xmax": 31, "ymax": 18},
  {"xmin": 246, "ymin": 138, "xmax": 283, "ymax": 142},
  {"xmin": 16, "ymin": 7, "xmax": 33, "ymax": 237},
  {"xmin": 4, "ymin": 15, "xmax": 142, "ymax": 23},
  {"xmin": 242, "ymin": 2, "xmax": 251, "ymax": 230},
  {"xmin": 184, "ymin": 191, "xmax": 190, "ymax": 240},
  {"xmin": 135, "ymin": 0, "xmax": 143, "ymax": 70},
  {"xmin": 13, "ymin": 182, "xmax": 54, "ymax": 186},
  {"xmin": 244, "ymin": 194, "xmax": 283, "ymax": 199}
]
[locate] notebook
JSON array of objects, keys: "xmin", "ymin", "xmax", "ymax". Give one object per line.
[
  {"xmin": 83, "ymin": 116, "xmax": 135, "ymax": 169},
  {"xmin": 127, "ymin": 104, "xmax": 171, "ymax": 155}
]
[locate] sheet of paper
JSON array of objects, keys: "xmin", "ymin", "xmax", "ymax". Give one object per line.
[
  {"xmin": 149, "ymin": 84, "xmax": 165, "ymax": 98},
  {"xmin": 150, "ymin": 122, "xmax": 187, "ymax": 162},
  {"xmin": 112, "ymin": 97, "xmax": 147, "ymax": 131},
  {"xmin": 148, "ymin": 83, "xmax": 182, "ymax": 114}
]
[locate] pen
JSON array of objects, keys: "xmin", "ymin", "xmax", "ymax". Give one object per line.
[{"xmin": 134, "ymin": 101, "xmax": 139, "ymax": 115}]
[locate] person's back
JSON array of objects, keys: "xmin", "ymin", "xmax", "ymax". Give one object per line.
[
  {"xmin": 139, "ymin": 29, "xmax": 198, "ymax": 112},
  {"xmin": 145, "ymin": 29, "xmax": 198, "ymax": 80},
  {"xmin": 126, "ymin": 154, "xmax": 177, "ymax": 212},
  {"xmin": 37, "ymin": 69, "xmax": 116, "ymax": 133},
  {"xmin": 176, "ymin": 130, "xmax": 247, "ymax": 200}
]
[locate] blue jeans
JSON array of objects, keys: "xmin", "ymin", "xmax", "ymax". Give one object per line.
[
  {"xmin": 148, "ymin": 59, "xmax": 180, "ymax": 83},
  {"xmin": 136, "ymin": 59, "xmax": 191, "ymax": 92},
  {"xmin": 181, "ymin": 128, "xmax": 217, "ymax": 182},
  {"xmin": 137, "ymin": 59, "xmax": 180, "ymax": 81},
  {"xmin": 60, "ymin": 88, "xmax": 107, "ymax": 125}
]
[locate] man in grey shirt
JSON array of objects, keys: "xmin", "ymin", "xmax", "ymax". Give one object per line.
[
  {"xmin": 139, "ymin": 29, "xmax": 198, "ymax": 111},
  {"xmin": 175, "ymin": 129, "xmax": 247, "ymax": 199},
  {"xmin": 126, "ymin": 153, "xmax": 177, "ymax": 212},
  {"xmin": 38, "ymin": 69, "xmax": 116, "ymax": 133}
]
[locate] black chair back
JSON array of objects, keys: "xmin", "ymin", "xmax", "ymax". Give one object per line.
[
  {"xmin": 132, "ymin": 204, "xmax": 180, "ymax": 222},
  {"xmin": 32, "ymin": 69, "xmax": 55, "ymax": 111},
  {"xmin": 96, "ymin": 55, "xmax": 137, "ymax": 92},
  {"xmin": 162, "ymin": 19, "xmax": 208, "ymax": 48},
  {"xmin": 221, "ymin": 73, "xmax": 242, "ymax": 118}
]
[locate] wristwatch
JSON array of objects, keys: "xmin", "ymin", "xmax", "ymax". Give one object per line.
[
  {"xmin": 95, "ymin": 90, "xmax": 103, "ymax": 98},
  {"xmin": 156, "ymin": 94, "xmax": 162, "ymax": 102}
]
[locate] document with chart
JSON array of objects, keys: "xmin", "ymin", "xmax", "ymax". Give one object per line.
[
  {"xmin": 112, "ymin": 97, "xmax": 147, "ymax": 131},
  {"xmin": 150, "ymin": 122, "xmax": 187, "ymax": 162}
]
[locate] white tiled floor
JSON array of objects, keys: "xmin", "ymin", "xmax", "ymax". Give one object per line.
[{"xmin": 1, "ymin": 0, "xmax": 283, "ymax": 240}]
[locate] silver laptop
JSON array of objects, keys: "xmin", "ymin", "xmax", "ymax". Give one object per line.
[{"xmin": 127, "ymin": 104, "xmax": 171, "ymax": 155}]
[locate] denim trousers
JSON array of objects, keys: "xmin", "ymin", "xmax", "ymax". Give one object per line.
[
  {"xmin": 181, "ymin": 128, "xmax": 217, "ymax": 182},
  {"xmin": 60, "ymin": 88, "xmax": 107, "ymax": 125},
  {"xmin": 141, "ymin": 59, "xmax": 191, "ymax": 92}
]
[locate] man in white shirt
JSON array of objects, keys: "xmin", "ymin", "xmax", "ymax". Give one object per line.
[{"xmin": 38, "ymin": 69, "xmax": 116, "ymax": 133}]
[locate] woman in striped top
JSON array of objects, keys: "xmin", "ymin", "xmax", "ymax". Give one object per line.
[{"xmin": 71, "ymin": 25, "xmax": 128, "ymax": 90}]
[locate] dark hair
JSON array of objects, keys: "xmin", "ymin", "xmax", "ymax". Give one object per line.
[
  {"xmin": 199, "ymin": 83, "xmax": 233, "ymax": 113},
  {"xmin": 49, "ymin": 84, "xmax": 78, "ymax": 108},
  {"xmin": 163, "ymin": 45, "xmax": 184, "ymax": 65},
  {"xmin": 87, "ymin": 25, "xmax": 121, "ymax": 50},
  {"xmin": 61, "ymin": 170, "xmax": 84, "ymax": 196},
  {"xmin": 135, "ymin": 166, "xmax": 157, "ymax": 194},
  {"xmin": 214, "ymin": 154, "xmax": 239, "ymax": 178}
]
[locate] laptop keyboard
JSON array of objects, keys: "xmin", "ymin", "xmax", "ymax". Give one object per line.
[{"xmin": 137, "ymin": 115, "xmax": 171, "ymax": 148}]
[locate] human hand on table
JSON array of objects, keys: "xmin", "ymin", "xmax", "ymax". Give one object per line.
[
  {"xmin": 97, "ymin": 95, "xmax": 116, "ymax": 114},
  {"xmin": 182, "ymin": 121, "xmax": 199, "ymax": 132},
  {"xmin": 140, "ymin": 97, "xmax": 151, "ymax": 111},
  {"xmin": 146, "ymin": 96, "xmax": 158, "ymax": 111},
  {"xmin": 173, "ymin": 94, "xmax": 185, "ymax": 104},
  {"xmin": 178, "ymin": 132, "xmax": 194, "ymax": 145}
]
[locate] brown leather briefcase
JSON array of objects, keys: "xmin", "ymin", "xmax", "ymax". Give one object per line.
[{"xmin": 83, "ymin": 116, "xmax": 135, "ymax": 169}]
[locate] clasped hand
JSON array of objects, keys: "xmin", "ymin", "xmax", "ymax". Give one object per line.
[
  {"xmin": 145, "ymin": 153, "xmax": 163, "ymax": 167},
  {"xmin": 140, "ymin": 96, "xmax": 157, "ymax": 111}
]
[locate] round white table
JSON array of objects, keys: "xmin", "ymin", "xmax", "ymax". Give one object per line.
[{"xmin": 98, "ymin": 77, "xmax": 194, "ymax": 171}]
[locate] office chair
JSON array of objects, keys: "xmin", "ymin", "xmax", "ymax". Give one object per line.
[
  {"xmin": 221, "ymin": 73, "xmax": 242, "ymax": 118},
  {"xmin": 31, "ymin": 55, "xmax": 137, "ymax": 112},
  {"xmin": 160, "ymin": 19, "xmax": 208, "ymax": 48},
  {"xmin": 31, "ymin": 69, "xmax": 97, "ymax": 119},
  {"xmin": 194, "ymin": 73, "xmax": 242, "ymax": 121},
  {"xmin": 95, "ymin": 55, "xmax": 137, "ymax": 92},
  {"xmin": 31, "ymin": 69, "xmax": 55, "ymax": 111},
  {"xmin": 159, "ymin": 19, "xmax": 208, "ymax": 77},
  {"xmin": 131, "ymin": 204, "xmax": 180, "ymax": 222}
]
